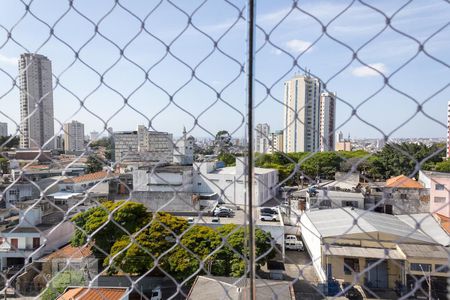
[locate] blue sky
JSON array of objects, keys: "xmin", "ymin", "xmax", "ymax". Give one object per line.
[{"xmin": 0, "ymin": 0, "xmax": 448, "ymax": 140}]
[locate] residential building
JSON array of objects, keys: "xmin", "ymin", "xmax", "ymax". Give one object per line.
[
  {"xmin": 19, "ymin": 53, "xmax": 55, "ymax": 150},
  {"xmin": 269, "ymin": 130, "xmax": 284, "ymax": 153},
  {"xmin": 0, "ymin": 207, "xmax": 74, "ymax": 271},
  {"xmin": 255, "ymin": 123, "xmax": 270, "ymax": 153},
  {"xmin": 59, "ymin": 171, "xmax": 118, "ymax": 196},
  {"xmin": 57, "ymin": 287, "xmax": 129, "ymax": 300},
  {"xmin": 335, "ymin": 131, "xmax": 352, "ymax": 151},
  {"xmin": 283, "ymin": 74, "xmax": 321, "ymax": 153},
  {"xmin": 319, "ymin": 92, "xmax": 336, "ymax": 151},
  {"xmin": 194, "ymin": 157, "xmax": 278, "ymax": 206},
  {"xmin": 35, "ymin": 244, "xmax": 97, "ymax": 280},
  {"xmin": 188, "ymin": 276, "xmax": 295, "ymax": 299},
  {"xmin": 55, "ymin": 134, "xmax": 64, "ymax": 150},
  {"xmin": 113, "ymin": 126, "xmax": 173, "ymax": 163},
  {"xmin": 375, "ymin": 175, "xmax": 429, "ymax": 215},
  {"xmin": 419, "ymin": 170, "xmax": 450, "ymax": 218},
  {"xmin": 306, "ymin": 189, "xmax": 364, "ymax": 210},
  {"xmin": 63, "ymin": 120, "xmax": 85, "ymax": 153},
  {"xmin": 300, "ymin": 208, "xmax": 449, "ymax": 297},
  {"xmin": 0, "ymin": 122, "xmax": 7, "ymax": 137}
]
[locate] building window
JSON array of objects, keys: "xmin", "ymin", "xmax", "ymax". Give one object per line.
[
  {"xmin": 410, "ymin": 263, "xmax": 431, "ymax": 272},
  {"xmin": 10, "ymin": 238, "xmax": 18, "ymax": 249},
  {"xmin": 32, "ymin": 238, "xmax": 40, "ymax": 249},
  {"xmin": 435, "ymin": 264, "xmax": 449, "ymax": 273},
  {"xmin": 435, "ymin": 184, "xmax": 445, "ymax": 190},
  {"xmin": 197, "ymin": 182, "xmax": 201, "ymax": 186},
  {"xmin": 400, "ymin": 194, "xmax": 408, "ymax": 200},
  {"xmin": 344, "ymin": 258, "xmax": 359, "ymax": 275},
  {"xmin": 434, "ymin": 197, "xmax": 446, "ymax": 203}
]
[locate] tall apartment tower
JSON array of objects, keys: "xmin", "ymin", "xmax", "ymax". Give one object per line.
[
  {"xmin": 64, "ymin": 120, "xmax": 85, "ymax": 152},
  {"xmin": 283, "ymin": 74, "xmax": 321, "ymax": 153},
  {"xmin": 0, "ymin": 122, "xmax": 8, "ymax": 137},
  {"xmin": 269, "ymin": 130, "xmax": 284, "ymax": 153},
  {"xmin": 255, "ymin": 123, "xmax": 270, "ymax": 153},
  {"xmin": 19, "ymin": 53, "xmax": 55, "ymax": 149},
  {"xmin": 319, "ymin": 92, "xmax": 336, "ymax": 152},
  {"xmin": 447, "ymin": 101, "xmax": 450, "ymax": 158}
]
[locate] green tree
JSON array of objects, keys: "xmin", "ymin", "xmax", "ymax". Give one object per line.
[
  {"xmin": 218, "ymin": 152, "xmax": 236, "ymax": 166},
  {"xmin": 41, "ymin": 271, "xmax": 84, "ymax": 300},
  {"xmin": 434, "ymin": 160, "xmax": 450, "ymax": 173},
  {"xmin": 71, "ymin": 201, "xmax": 151, "ymax": 256},
  {"xmin": 86, "ymin": 154, "xmax": 104, "ymax": 174},
  {"xmin": 215, "ymin": 224, "xmax": 275, "ymax": 277},
  {"xmin": 106, "ymin": 212, "xmax": 188, "ymax": 275},
  {"xmin": 214, "ymin": 130, "xmax": 232, "ymax": 154},
  {"xmin": 0, "ymin": 157, "xmax": 9, "ymax": 174},
  {"xmin": 0, "ymin": 135, "xmax": 19, "ymax": 149}
]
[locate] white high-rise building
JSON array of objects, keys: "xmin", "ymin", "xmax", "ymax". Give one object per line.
[
  {"xmin": 0, "ymin": 122, "xmax": 8, "ymax": 137},
  {"xmin": 269, "ymin": 130, "xmax": 284, "ymax": 154},
  {"xmin": 283, "ymin": 74, "xmax": 321, "ymax": 153},
  {"xmin": 255, "ymin": 123, "xmax": 270, "ymax": 153},
  {"xmin": 319, "ymin": 92, "xmax": 336, "ymax": 152},
  {"xmin": 64, "ymin": 121, "xmax": 85, "ymax": 152},
  {"xmin": 19, "ymin": 53, "xmax": 55, "ymax": 149}
]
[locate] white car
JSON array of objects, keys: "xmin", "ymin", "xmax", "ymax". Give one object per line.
[
  {"xmin": 260, "ymin": 213, "xmax": 278, "ymax": 222},
  {"xmin": 214, "ymin": 206, "xmax": 234, "ymax": 216}
]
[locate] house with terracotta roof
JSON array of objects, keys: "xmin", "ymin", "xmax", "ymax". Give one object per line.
[
  {"xmin": 59, "ymin": 171, "xmax": 118, "ymax": 197},
  {"xmin": 366, "ymin": 175, "xmax": 430, "ymax": 215},
  {"xmin": 57, "ymin": 287, "xmax": 129, "ymax": 300}
]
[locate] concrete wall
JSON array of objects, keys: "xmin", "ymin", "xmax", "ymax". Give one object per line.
[
  {"xmin": 299, "ymin": 213, "xmax": 326, "ymax": 282},
  {"xmin": 132, "ymin": 191, "xmax": 199, "ymax": 212},
  {"xmin": 133, "ymin": 169, "xmax": 193, "ymax": 192}
]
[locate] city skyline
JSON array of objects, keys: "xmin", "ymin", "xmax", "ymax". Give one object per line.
[{"xmin": 0, "ymin": 0, "xmax": 448, "ymax": 140}]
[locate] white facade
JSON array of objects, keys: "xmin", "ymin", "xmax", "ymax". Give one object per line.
[
  {"xmin": 64, "ymin": 120, "xmax": 85, "ymax": 152},
  {"xmin": 283, "ymin": 75, "xmax": 321, "ymax": 153},
  {"xmin": 193, "ymin": 158, "xmax": 278, "ymax": 206},
  {"xmin": 269, "ymin": 130, "xmax": 283, "ymax": 154},
  {"xmin": 0, "ymin": 122, "xmax": 7, "ymax": 137},
  {"xmin": 173, "ymin": 127, "xmax": 195, "ymax": 165},
  {"xmin": 19, "ymin": 53, "xmax": 55, "ymax": 150},
  {"xmin": 133, "ymin": 166, "xmax": 193, "ymax": 192},
  {"xmin": 255, "ymin": 123, "xmax": 270, "ymax": 154},
  {"xmin": 319, "ymin": 92, "xmax": 336, "ymax": 152},
  {"xmin": 0, "ymin": 208, "xmax": 74, "ymax": 270}
]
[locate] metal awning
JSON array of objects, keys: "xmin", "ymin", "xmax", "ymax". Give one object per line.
[{"xmin": 324, "ymin": 245, "xmax": 405, "ymax": 260}]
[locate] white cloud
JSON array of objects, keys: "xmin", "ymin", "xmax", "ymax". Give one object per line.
[
  {"xmin": 286, "ymin": 39, "xmax": 312, "ymax": 53},
  {"xmin": 352, "ymin": 63, "xmax": 387, "ymax": 77},
  {"xmin": 0, "ymin": 54, "xmax": 17, "ymax": 66}
]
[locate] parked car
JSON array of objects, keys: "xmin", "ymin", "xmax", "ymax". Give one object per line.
[
  {"xmin": 260, "ymin": 207, "xmax": 277, "ymax": 215},
  {"xmin": 187, "ymin": 217, "xmax": 195, "ymax": 224},
  {"xmin": 285, "ymin": 235, "xmax": 304, "ymax": 251},
  {"xmin": 211, "ymin": 217, "xmax": 220, "ymax": 223},
  {"xmin": 216, "ymin": 210, "xmax": 233, "ymax": 217},
  {"xmin": 260, "ymin": 213, "xmax": 278, "ymax": 222},
  {"xmin": 214, "ymin": 206, "xmax": 234, "ymax": 216}
]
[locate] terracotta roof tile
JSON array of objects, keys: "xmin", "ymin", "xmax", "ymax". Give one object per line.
[
  {"xmin": 63, "ymin": 171, "xmax": 116, "ymax": 184},
  {"xmin": 40, "ymin": 244, "xmax": 93, "ymax": 262},
  {"xmin": 385, "ymin": 175, "xmax": 423, "ymax": 189},
  {"xmin": 58, "ymin": 287, "xmax": 127, "ymax": 300},
  {"xmin": 435, "ymin": 213, "xmax": 450, "ymax": 234}
]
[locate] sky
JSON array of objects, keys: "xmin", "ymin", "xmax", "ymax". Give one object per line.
[{"xmin": 0, "ymin": 0, "xmax": 449, "ymax": 140}]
